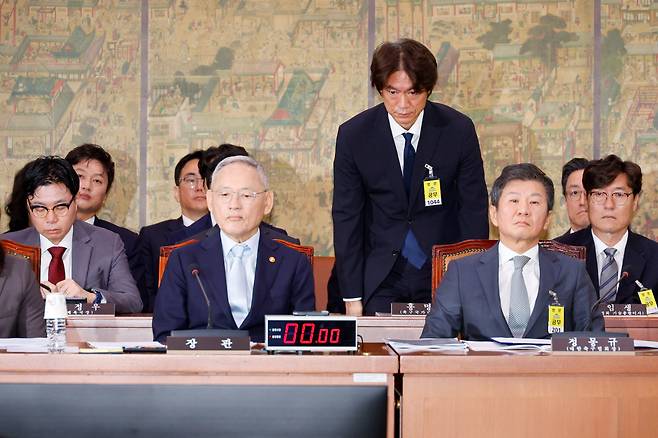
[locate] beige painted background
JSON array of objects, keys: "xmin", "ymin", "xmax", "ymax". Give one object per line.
[{"xmin": 0, "ymin": 0, "xmax": 656, "ymax": 255}]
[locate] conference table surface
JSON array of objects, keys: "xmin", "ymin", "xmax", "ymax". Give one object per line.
[
  {"xmin": 394, "ymin": 347, "xmax": 658, "ymax": 438},
  {"xmin": 66, "ymin": 314, "xmax": 658, "ymax": 343}
]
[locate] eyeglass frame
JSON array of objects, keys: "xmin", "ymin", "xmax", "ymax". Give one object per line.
[
  {"xmin": 178, "ymin": 175, "xmax": 205, "ymax": 189},
  {"xmin": 213, "ymin": 189, "xmax": 268, "ymax": 204},
  {"xmin": 565, "ymin": 189, "xmax": 586, "ymax": 200},
  {"xmin": 28, "ymin": 198, "xmax": 75, "ymax": 218},
  {"xmin": 588, "ymin": 190, "xmax": 634, "ymax": 206}
]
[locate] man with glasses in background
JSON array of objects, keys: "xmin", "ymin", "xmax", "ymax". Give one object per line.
[
  {"xmin": 137, "ymin": 150, "xmax": 209, "ymax": 311},
  {"xmin": 4, "ymin": 156, "xmax": 142, "ymax": 313},
  {"xmin": 153, "ymin": 156, "xmax": 314, "ymax": 342},
  {"xmin": 556, "ymin": 155, "xmax": 658, "ymax": 304}
]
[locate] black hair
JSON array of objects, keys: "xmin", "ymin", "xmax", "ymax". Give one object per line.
[
  {"xmin": 65, "ymin": 143, "xmax": 116, "ymax": 192},
  {"xmin": 174, "ymin": 150, "xmax": 204, "ymax": 185},
  {"xmin": 199, "ymin": 144, "xmax": 249, "ymax": 188},
  {"xmin": 23, "ymin": 156, "xmax": 79, "ymax": 200},
  {"xmin": 583, "ymin": 154, "xmax": 642, "ymax": 195},
  {"xmin": 370, "ymin": 38, "xmax": 438, "ymax": 95},
  {"xmin": 4, "ymin": 164, "xmax": 30, "ymax": 231},
  {"xmin": 560, "ymin": 158, "xmax": 589, "ymax": 196}
]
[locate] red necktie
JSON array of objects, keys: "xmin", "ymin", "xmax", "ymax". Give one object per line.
[{"xmin": 48, "ymin": 246, "xmax": 66, "ymax": 284}]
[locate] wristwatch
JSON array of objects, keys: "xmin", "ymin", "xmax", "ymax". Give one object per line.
[{"xmin": 90, "ymin": 288, "xmax": 103, "ymax": 304}]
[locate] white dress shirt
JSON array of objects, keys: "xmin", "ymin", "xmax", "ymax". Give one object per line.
[
  {"xmin": 39, "ymin": 227, "xmax": 74, "ymax": 283},
  {"xmin": 592, "ymin": 229, "xmax": 628, "ymax": 289},
  {"xmin": 388, "ymin": 110, "xmax": 424, "ymax": 173},
  {"xmin": 497, "ymin": 242, "xmax": 541, "ymax": 321},
  {"xmin": 220, "ymin": 229, "xmax": 260, "ymax": 311}
]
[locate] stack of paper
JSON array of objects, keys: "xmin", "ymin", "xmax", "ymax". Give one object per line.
[{"xmin": 387, "ymin": 338, "xmax": 467, "ymax": 352}]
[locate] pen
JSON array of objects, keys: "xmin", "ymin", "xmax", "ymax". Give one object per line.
[{"xmin": 40, "ymin": 283, "xmax": 51, "ymax": 292}]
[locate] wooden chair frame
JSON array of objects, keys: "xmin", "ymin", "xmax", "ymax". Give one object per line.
[{"xmin": 1, "ymin": 239, "xmax": 40, "ymax": 280}]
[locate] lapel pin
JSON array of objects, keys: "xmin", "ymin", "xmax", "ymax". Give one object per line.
[{"xmin": 269, "ymin": 256, "xmax": 276, "ymax": 263}]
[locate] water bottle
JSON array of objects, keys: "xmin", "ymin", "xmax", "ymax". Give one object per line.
[{"xmin": 44, "ymin": 293, "xmax": 67, "ymax": 353}]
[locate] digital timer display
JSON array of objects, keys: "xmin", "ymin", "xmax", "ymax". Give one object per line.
[{"xmin": 265, "ymin": 316, "xmax": 358, "ymax": 351}]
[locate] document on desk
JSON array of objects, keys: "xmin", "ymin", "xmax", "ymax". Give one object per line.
[
  {"xmin": 634, "ymin": 340, "xmax": 658, "ymax": 349},
  {"xmin": 387, "ymin": 338, "xmax": 467, "ymax": 352},
  {"xmin": 0, "ymin": 338, "xmax": 78, "ymax": 353},
  {"xmin": 465, "ymin": 338, "xmax": 551, "ymax": 352}
]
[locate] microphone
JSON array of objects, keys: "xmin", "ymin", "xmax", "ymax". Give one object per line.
[
  {"xmin": 590, "ymin": 269, "xmax": 630, "ymax": 314},
  {"xmin": 189, "ymin": 264, "xmax": 213, "ymax": 330}
]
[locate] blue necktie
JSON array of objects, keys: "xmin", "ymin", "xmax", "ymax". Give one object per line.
[
  {"xmin": 400, "ymin": 132, "xmax": 427, "ymax": 269},
  {"xmin": 227, "ymin": 244, "xmax": 250, "ymax": 327},
  {"xmin": 599, "ymin": 248, "xmax": 619, "ymax": 302},
  {"xmin": 402, "ymin": 132, "xmax": 415, "ymax": 195}
]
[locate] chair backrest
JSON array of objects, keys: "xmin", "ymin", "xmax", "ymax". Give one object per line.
[
  {"xmin": 273, "ymin": 239, "xmax": 314, "ymax": 267},
  {"xmin": 312, "ymin": 256, "xmax": 334, "ymax": 311},
  {"xmin": 1, "ymin": 240, "xmax": 41, "ymax": 280},
  {"xmin": 431, "ymin": 239, "xmax": 587, "ymax": 298},
  {"xmin": 538, "ymin": 240, "xmax": 586, "ymax": 260},
  {"xmin": 431, "ymin": 239, "xmax": 497, "ymax": 295},
  {"xmin": 158, "ymin": 239, "xmax": 199, "ymax": 286}
]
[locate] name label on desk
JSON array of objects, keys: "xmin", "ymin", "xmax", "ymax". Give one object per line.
[
  {"xmin": 598, "ymin": 303, "xmax": 647, "ymax": 316},
  {"xmin": 391, "ymin": 303, "xmax": 431, "ymax": 316},
  {"xmin": 66, "ymin": 303, "xmax": 115, "ymax": 316},
  {"xmin": 167, "ymin": 335, "xmax": 250, "ymax": 353},
  {"xmin": 552, "ymin": 336, "xmax": 634, "ymax": 353}
]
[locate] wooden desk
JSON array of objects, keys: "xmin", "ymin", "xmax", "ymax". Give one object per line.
[
  {"xmin": 604, "ymin": 315, "xmax": 658, "ymax": 341},
  {"xmin": 66, "ymin": 315, "xmax": 427, "ymax": 343},
  {"xmin": 0, "ymin": 344, "xmax": 397, "ymax": 437},
  {"xmin": 395, "ymin": 349, "xmax": 658, "ymax": 438}
]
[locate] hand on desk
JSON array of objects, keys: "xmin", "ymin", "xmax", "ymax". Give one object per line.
[
  {"xmin": 345, "ymin": 300, "xmax": 363, "ymax": 317},
  {"xmin": 41, "ymin": 279, "xmax": 95, "ymax": 303}
]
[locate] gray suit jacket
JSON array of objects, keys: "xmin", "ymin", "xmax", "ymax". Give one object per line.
[
  {"xmin": 421, "ymin": 244, "xmax": 603, "ymax": 340},
  {"xmin": 0, "ymin": 254, "xmax": 45, "ymax": 338},
  {"xmin": 4, "ymin": 221, "xmax": 142, "ymax": 314}
]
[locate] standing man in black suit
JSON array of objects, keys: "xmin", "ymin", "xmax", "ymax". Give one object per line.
[
  {"xmin": 136, "ymin": 150, "xmax": 208, "ymax": 312},
  {"xmin": 332, "ymin": 39, "xmax": 489, "ymax": 316},
  {"xmin": 65, "ymin": 144, "xmax": 141, "ymax": 284},
  {"xmin": 556, "ymin": 155, "xmax": 658, "ymax": 304}
]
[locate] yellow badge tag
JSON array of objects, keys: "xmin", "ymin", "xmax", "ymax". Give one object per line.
[
  {"xmin": 423, "ymin": 179, "xmax": 442, "ymax": 207},
  {"xmin": 638, "ymin": 289, "xmax": 658, "ymax": 314},
  {"xmin": 548, "ymin": 305, "xmax": 564, "ymax": 333}
]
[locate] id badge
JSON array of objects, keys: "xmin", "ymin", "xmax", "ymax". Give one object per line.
[
  {"xmin": 638, "ymin": 289, "xmax": 658, "ymax": 314},
  {"xmin": 423, "ymin": 178, "xmax": 442, "ymax": 207},
  {"xmin": 548, "ymin": 305, "xmax": 564, "ymax": 333}
]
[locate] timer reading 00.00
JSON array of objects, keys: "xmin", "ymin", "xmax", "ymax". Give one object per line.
[{"xmin": 282, "ymin": 322, "xmax": 341, "ymax": 345}]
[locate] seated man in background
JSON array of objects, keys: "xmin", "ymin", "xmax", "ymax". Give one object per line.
[
  {"xmin": 556, "ymin": 155, "xmax": 658, "ymax": 304},
  {"xmin": 558, "ymin": 157, "xmax": 590, "ymax": 238},
  {"xmin": 168, "ymin": 144, "xmax": 299, "ymax": 244},
  {"xmin": 65, "ymin": 144, "xmax": 140, "ymax": 284},
  {"xmin": 422, "ymin": 163, "xmax": 601, "ymax": 340},
  {"xmin": 166, "ymin": 144, "xmax": 249, "ymax": 243},
  {"xmin": 0, "ymin": 244, "xmax": 45, "ymax": 338},
  {"xmin": 4, "ymin": 156, "xmax": 142, "ymax": 314},
  {"xmin": 137, "ymin": 150, "xmax": 208, "ymax": 311},
  {"xmin": 153, "ymin": 156, "xmax": 315, "ymax": 342}
]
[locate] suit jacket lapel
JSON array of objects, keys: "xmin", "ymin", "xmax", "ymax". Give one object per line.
[
  {"xmin": 477, "ymin": 245, "xmax": 512, "ymax": 336},
  {"xmin": 374, "ymin": 104, "xmax": 409, "ymax": 205},
  {"xmin": 525, "ymin": 248, "xmax": 557, "ymax": 337},
  {"xmin": 582, "ymin": 230, "xmax": 599, "ymax": 293},
  {"xmin": 71, "ymin": 222, "xmax": 92, "ymax": 286},
  {"xmin": 0, "ymin": 275, "xmax": 7, "ymax": 301},
  {"xmin": 619, "ymin": 231, "xmax": 646, "ymax": 301},
  {"xmin": 408, "ymin": 103, "xmax": 443, "ymax": 210},
  {"xmin": 243, "ymin": 231, "xmax": 282, "ymax": 327},
  {"xmin": 198, "ymin": 231, "xmax": 236, "ymax": 328}
]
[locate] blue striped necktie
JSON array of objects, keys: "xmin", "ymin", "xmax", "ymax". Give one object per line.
[{"xmin": 599, "ymin": 248, "xmax": 619, "ymax": 302}]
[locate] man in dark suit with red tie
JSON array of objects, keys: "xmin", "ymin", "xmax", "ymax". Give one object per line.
[{"xmin": 332, "ymin": 38, "xmax": 489, "ymax": 316}]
